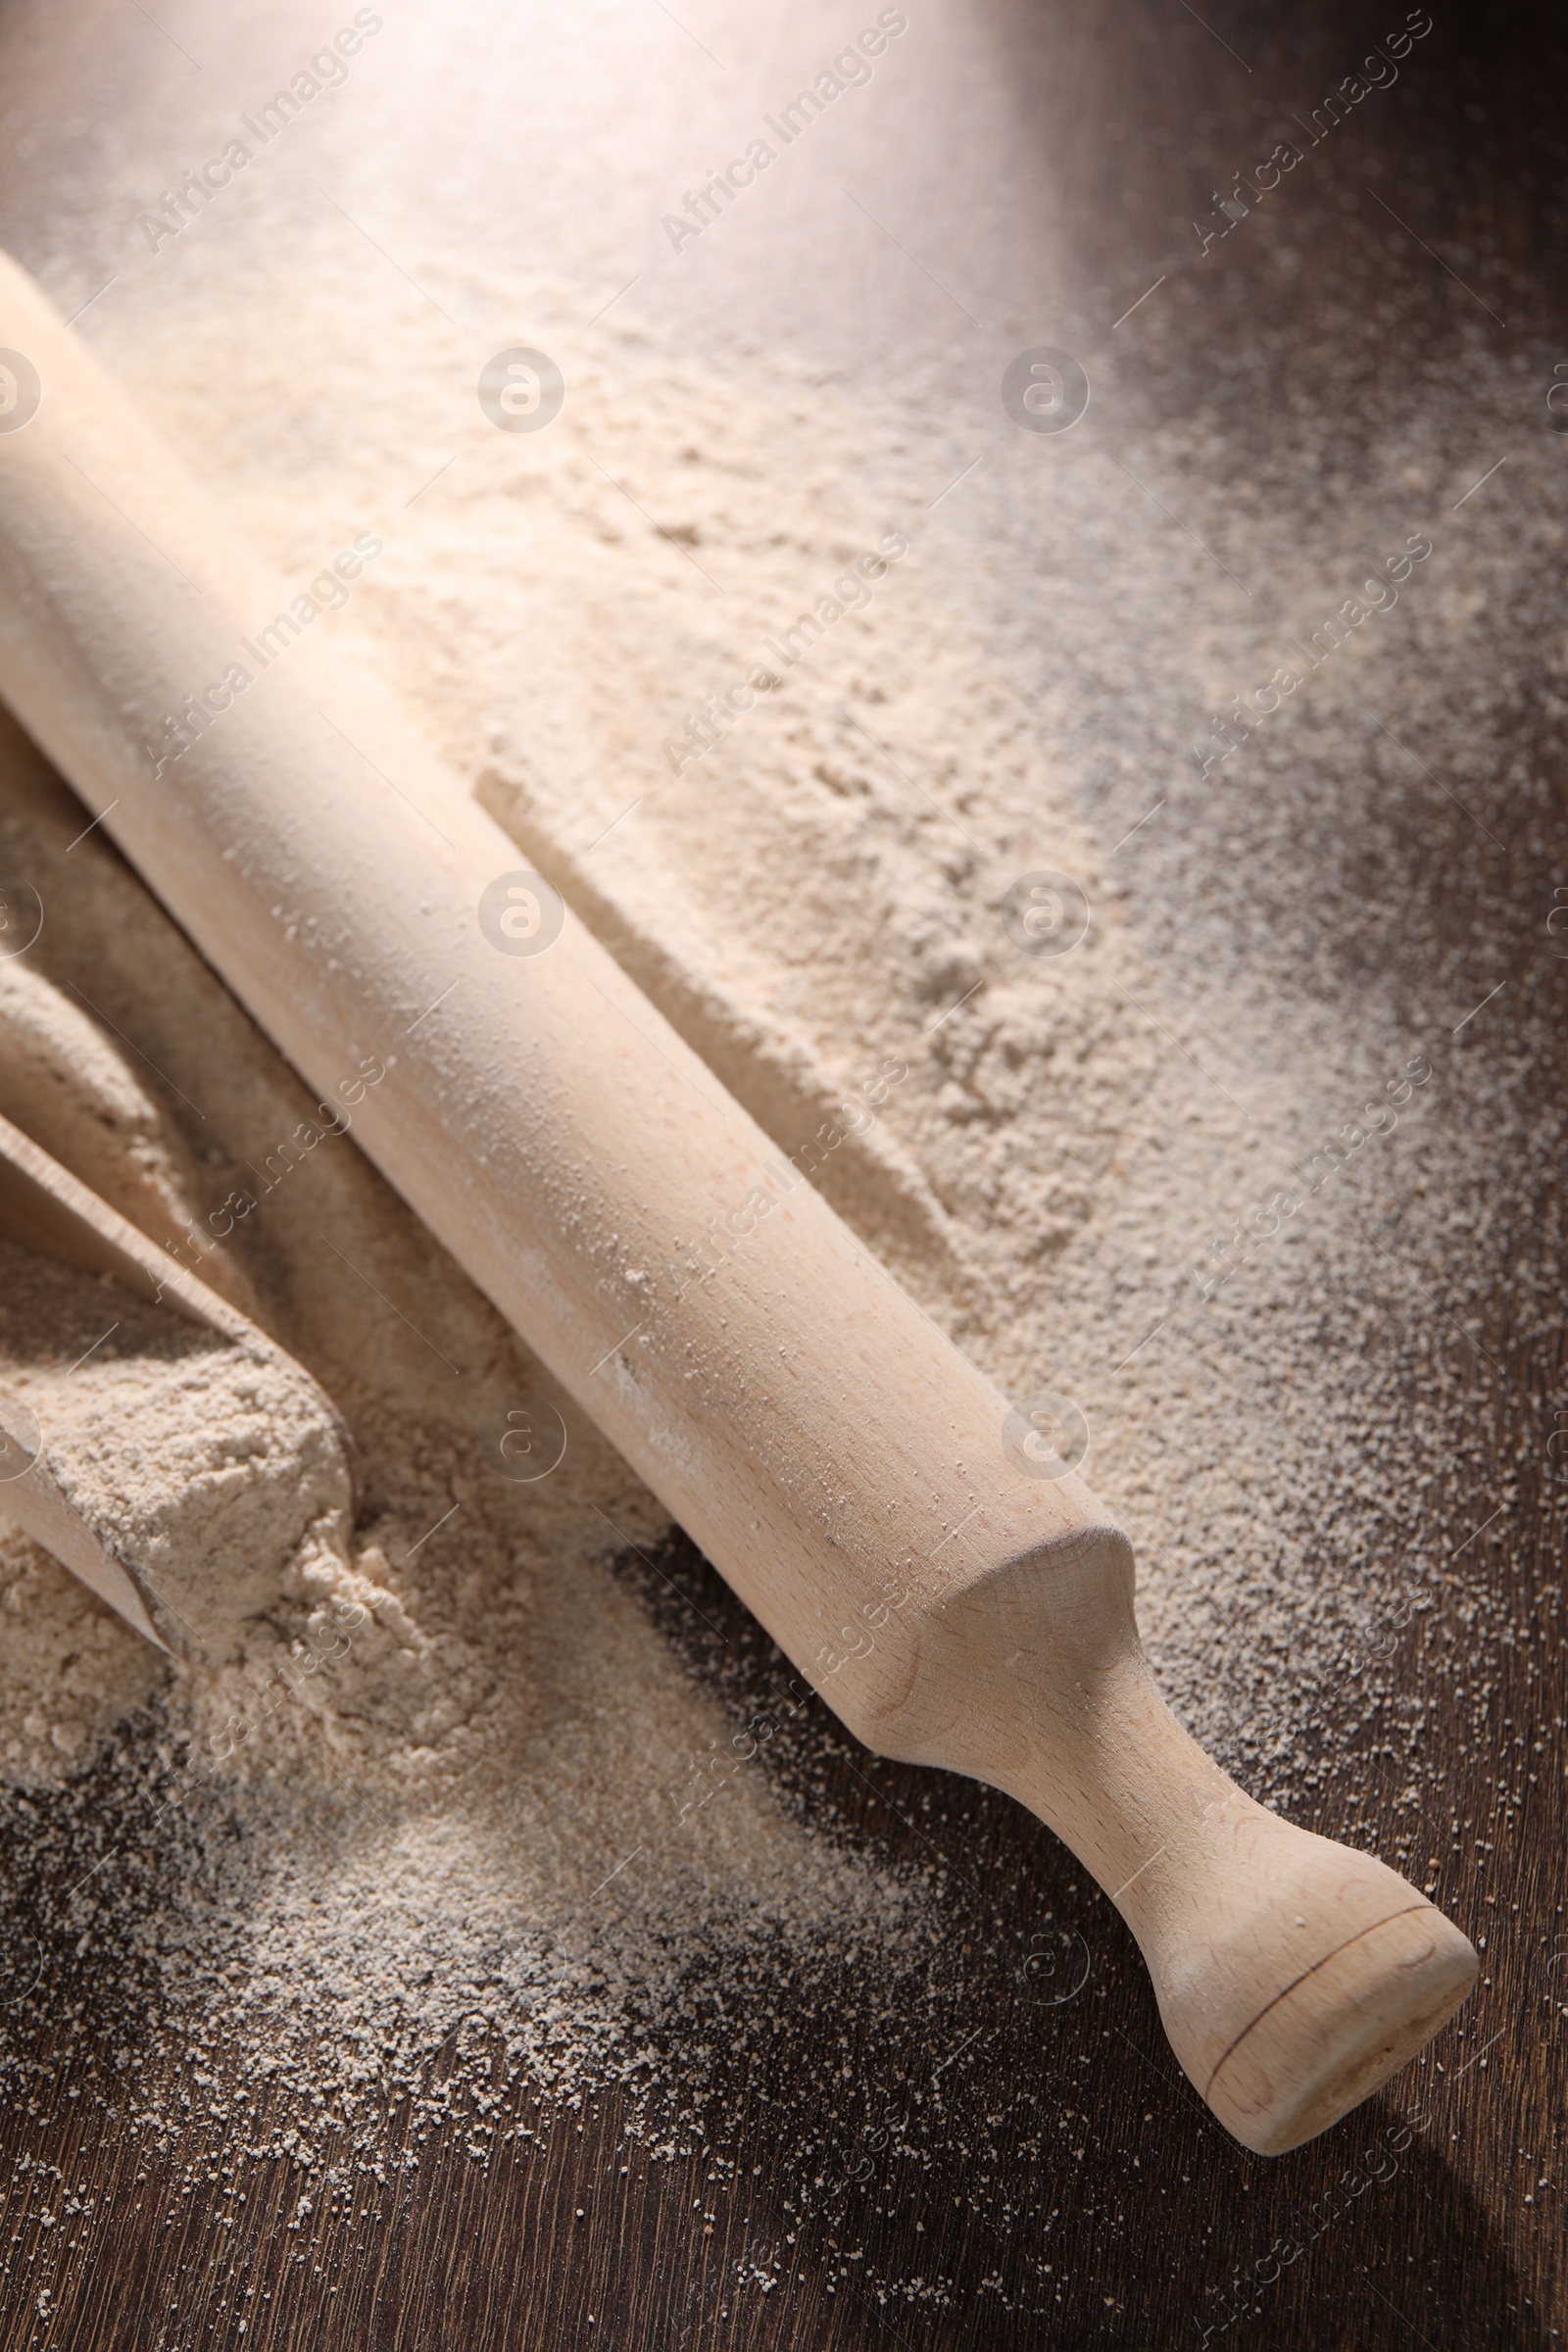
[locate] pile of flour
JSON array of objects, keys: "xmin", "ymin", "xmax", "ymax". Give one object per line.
[
  {"xmin": 0, "ymin": 1238, "xmax": 352, "ymax": 1686},
  {"xmin": 0, "ymin": 744, "xmax": 918, "ymax": 2131}
]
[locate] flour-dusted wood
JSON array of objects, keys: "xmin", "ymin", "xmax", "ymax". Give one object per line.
[
  {"xmin": 0, "ymin": 251, "xmax": 1476, "ymax": 2152},
  {"xmin": 0, "ymin": 1105, "xmax": 355, "ymax": 1650},
  {"xmin": 0, "ymin": 1106, "xmax": 255, "ymax": 1346}
]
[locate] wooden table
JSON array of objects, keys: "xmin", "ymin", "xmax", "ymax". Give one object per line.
[{"xmin": 0, "ymin": 0, "xmax": 1562, "ymax": 2343}]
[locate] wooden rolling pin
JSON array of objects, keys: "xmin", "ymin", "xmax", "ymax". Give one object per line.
[{"xmin": 0, "ymin": 250, "xmax": 1475, "ymax": 2152}]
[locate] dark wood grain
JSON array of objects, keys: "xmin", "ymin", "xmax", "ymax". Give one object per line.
[
  {"xmin": 3, "ymin": 1469, "xmax": 1564, "ymax": 2351},
  {"xmin": 2, "ymin": 0, "xmax": 1566, "ymax": 2346}
]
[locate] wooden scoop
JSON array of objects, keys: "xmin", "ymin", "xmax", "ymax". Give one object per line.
[
  {"xmin": 0, "ymin": 248, "xmax": 1477, "ymax": 2151},
  {"xmin": 0, "ymin": 1104, "xmax": 351, "ymax": 1652}
]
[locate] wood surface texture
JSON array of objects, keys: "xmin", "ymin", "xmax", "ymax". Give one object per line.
[
  {"xmin": 0, "ymin": 245, "xmax": 1483, "ymax": 2150},
  {"xmin": 0, "ymin": 0, "xmax": 1563, "ymax": 2344}
]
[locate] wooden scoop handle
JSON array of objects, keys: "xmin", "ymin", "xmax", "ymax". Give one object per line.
[
  {"xmin": 0, "ymin": 251, "xmax": 1475, "ymax": 2149},
  {"xmin": 0, "ymin": 1105, "xmax": 356, "ymax": 1647}
]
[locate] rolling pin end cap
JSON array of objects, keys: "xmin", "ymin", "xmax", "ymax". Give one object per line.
[{"xmin": 1200, "ymin": 1903, "xmax": 1479, "ymax": 2156}]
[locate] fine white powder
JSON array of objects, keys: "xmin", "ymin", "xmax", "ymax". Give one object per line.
[{"xmin": 0, "ymin": 219, "xmax": 1553, "ymax": 2210}]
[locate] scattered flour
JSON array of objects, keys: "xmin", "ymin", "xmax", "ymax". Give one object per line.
[
  {"xmin": 0, "ymin": 740, "xmax": 919, "ymax": 2132},
  {"xmin": 0, "ymin": 195, "xmax": 1554, "ymax": 2195}
]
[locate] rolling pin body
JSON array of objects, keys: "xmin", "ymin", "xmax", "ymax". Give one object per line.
[{"xmin": 0, "ymin": 254, "xmax": 1475, "ymax": 2150}]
